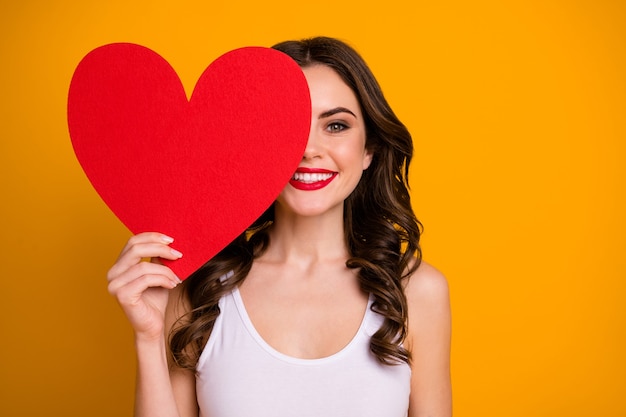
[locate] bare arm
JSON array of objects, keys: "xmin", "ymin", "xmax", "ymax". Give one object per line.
[
  {"xmin": 107, "ymin": 232, "xmax": 198, "ymax": 417},
  {"xmin": 405, "ymin": 261, "xmax": 452, "ymax": 417}
]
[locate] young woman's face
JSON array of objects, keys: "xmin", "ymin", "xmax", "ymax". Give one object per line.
[{"xmin": 276, "ymin": 64, "xmax": 373, "ymax": 218}]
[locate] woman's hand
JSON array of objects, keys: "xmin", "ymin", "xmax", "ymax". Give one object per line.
[{"xmin": 107, "ymin": 232, "xmax": 183, "ymax": 342}]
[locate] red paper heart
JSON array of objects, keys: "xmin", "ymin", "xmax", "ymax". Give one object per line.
[{"xmin": 68, "ymin": 43, "xmax": 310, "ymax": 279}]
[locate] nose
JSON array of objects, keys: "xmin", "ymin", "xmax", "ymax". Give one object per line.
[{"xmin": 302, "ymin": 126, "xmax": 322, "ymax": 160}]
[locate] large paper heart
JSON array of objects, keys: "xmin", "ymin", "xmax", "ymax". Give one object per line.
[{"xmin": 68, "ymin": 43, "xmax": 310, "ymax": 279}]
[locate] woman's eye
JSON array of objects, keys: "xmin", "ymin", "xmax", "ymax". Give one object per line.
[{"xmin": 327, "ymin": 122, "xmax": 348, "ymax": 133}]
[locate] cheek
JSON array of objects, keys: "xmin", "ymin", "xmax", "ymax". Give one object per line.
[
  {"xmin": 338, "ymin": 147, "xmax": 365, "ymax": 170},
  {"xmin": 336, "ymin": 139, "xmax": 369, "ymax": 167}
]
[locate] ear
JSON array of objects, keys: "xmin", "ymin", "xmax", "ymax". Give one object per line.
[{"xmin": 362, "ymin": 148, "xmax": 374, "ymax": 170}]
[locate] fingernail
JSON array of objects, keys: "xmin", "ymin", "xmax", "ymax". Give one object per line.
[
  {"xmin": 170, "ymin": 248, "xmax": 183, "ymax": 258},
  {"xmin": 161, "ymin": 235, "xmax": 174, "ymax": 244}
]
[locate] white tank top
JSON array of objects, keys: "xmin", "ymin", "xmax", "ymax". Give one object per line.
[{"xmin": 196, "ymin": 288, "xmax": 411, "ymax": 417}]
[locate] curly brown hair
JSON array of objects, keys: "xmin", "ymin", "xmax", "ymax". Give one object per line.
[{"xmin": 170, "ymin": 36, "xmax": 422, "ymax": 369}]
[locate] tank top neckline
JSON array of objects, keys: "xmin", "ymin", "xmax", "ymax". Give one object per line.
[{"xmin": 231, "ymin": 287, "xmax": 374, "ymax": 366}]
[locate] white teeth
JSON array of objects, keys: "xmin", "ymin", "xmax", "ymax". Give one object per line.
[{"xmin": 292, "ymin": 172, "xmax": 334, "ymax": 183}]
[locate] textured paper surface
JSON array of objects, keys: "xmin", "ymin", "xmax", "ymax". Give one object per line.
[{"xmin": 68, "ymin": 43, "xmax": 311, "ymax": 279}]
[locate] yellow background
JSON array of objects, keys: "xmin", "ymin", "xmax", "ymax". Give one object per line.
[{"xmin": 1, "ymin": 1, "xmax": 624, "ymax": 416}]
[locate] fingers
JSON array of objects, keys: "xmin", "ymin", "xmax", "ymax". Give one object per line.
[
  {"xmin": 107, "ymin": 232, "xmax": 183, "ymax": 282},
  {"xmin": 107, "ymin": 261, "xmax": 181, "ymax": 297},
  {"xmin": 106, "ymin": 232, "xmax": 185, "ymax": 339}
]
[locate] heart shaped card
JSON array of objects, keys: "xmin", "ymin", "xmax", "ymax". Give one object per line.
[{"xmin": 68, "ymin": 43, "xmax": 311, "ymax": 279}]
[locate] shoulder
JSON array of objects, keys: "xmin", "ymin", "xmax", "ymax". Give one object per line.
[
  {"xmin": 403, "ymin": 260, "xmax": 451, "ymax": 351},
  {"xmin": 404, "ymin": 260, "xmax": 449, "ymax": 306},
  {"xmin": 403, "ymin": 260, "xmax": 452, "ymax": 416}
]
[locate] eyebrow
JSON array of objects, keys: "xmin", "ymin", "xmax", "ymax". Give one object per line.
[{"xmin": 318, "ymin": 107, "xmax": 357, "ymax": 119}]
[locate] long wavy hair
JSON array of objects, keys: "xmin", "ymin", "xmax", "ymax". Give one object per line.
[{"xmin": 170, "ymin": 36, "xmax": 422, "ymax": 369}]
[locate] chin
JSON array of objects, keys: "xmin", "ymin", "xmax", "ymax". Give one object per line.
[{"xmin": 275, "ymin": 198, "xmax": 343, "ymax": 219}]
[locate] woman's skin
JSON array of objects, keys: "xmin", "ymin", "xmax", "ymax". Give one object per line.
[{"xmin": 108, "ymin": 64, "xmax": 451, "ymax": 417}]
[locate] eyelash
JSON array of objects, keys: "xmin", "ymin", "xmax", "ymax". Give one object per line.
[{"xmin": 327, "ymin": 122, "xmax": 349, "ymax": 133}]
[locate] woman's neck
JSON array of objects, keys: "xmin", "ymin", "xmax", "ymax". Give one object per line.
[{"xmin": 264, "ymin": 205, "xmax": 349, "ymax": 266}]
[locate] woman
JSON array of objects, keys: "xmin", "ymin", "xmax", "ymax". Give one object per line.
[{"xmin": 107, "ymin": 36, "xmax": 451, "ymax": 417}]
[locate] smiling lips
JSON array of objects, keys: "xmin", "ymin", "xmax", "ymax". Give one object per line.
[{"xmin": 289, "ymin": 167, "xmax": 337, "ymax": 191}]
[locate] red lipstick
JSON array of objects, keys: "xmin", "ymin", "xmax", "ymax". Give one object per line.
[{"xmin": 289, "ymin": 167, "xmax": 337, "ymax": 191}]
